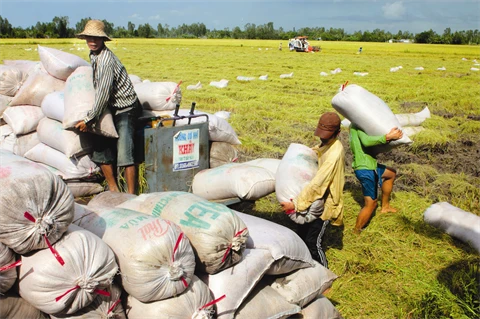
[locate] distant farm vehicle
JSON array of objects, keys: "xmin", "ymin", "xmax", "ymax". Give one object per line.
[{"xmin": 288, "ymin": 36, "xmax": 321, "ymax": 52}]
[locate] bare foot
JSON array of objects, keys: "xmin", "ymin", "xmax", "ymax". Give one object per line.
[
  {"xmin": 353, "ymin": 228, "xmax": 362, "ymax": 235},
  {"xmin": 380, "ymin": 206, "xmax": 397, "ymax": 213}
]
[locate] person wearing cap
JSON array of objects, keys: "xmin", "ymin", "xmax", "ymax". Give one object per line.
[
  {"xmin": 349, "ymin": 125, "xmax": 403, "ymax": 234},
  {"xmin": 74, "ymin": 19, "xmax": 141, "ymax": 194},
  {"xmin": 280, "ymin": 112, "xmax": 345, "ymax": 268}
]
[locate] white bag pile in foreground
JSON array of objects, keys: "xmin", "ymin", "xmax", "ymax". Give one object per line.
[{"xmin": 423, "ymin": 202, "xmax": 480, "ymax": 253}]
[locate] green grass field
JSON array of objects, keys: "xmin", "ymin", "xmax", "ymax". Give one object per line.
[{"xmin": 1, "ymin": 38, "xmax": 479, "ymax": 318}]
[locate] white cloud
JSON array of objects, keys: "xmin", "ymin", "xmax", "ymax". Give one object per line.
[{"xmin": 382, "ymin": 1, "xmax": 406, "ymax": 19}]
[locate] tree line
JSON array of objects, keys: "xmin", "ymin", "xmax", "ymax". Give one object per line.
[{"xmin": 1, "ymin": 16, "xmax": 479, "ymax": 45}]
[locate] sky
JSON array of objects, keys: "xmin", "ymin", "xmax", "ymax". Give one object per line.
[{"xmin": 1, "ymin": 0, "xmax": 479, "ymax": 35}]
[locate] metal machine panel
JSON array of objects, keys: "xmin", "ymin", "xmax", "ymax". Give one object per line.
[{"xmin": 143, "ymin": 121, "xmax": 209, "ymax": 193}]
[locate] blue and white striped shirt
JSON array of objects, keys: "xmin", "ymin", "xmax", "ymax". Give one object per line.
[{"xmin": 84, "ymin": 46, "xmax": 138, "ymax": 124}]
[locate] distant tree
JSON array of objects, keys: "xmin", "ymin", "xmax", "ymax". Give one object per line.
[
  {"xmin": 415, "ymin": 29, "xmax": 436, "ymax": 43},
  {"xmin": 0, "ymin": 16, "xmax": 14, "ymax": 37},
  {"xmin": 137, "ymin": 23, "xmax": 155, "ymax": 38},
  {"xmin": 157, "ymin": 23, "xmax": 165, "ymax": 37},
  {"xmin": 127, "ymin": 21, "xmax": 135, "ymax": 37},
  {"xmin": 52, "ymin": 16, "xmax": 69, "ymax": 38},
  {"xmin": 232, "ymin": 26, "xmax": 243, "ymax": 39},
  {"xmin": 244, "ymin": 23, "xmax": 256, "ymax": 39}
]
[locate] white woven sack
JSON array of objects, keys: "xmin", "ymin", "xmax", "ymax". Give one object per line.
[
  {"xmin": 73, "ymin": 204, "xmax": 196, "ymax": 302},
  {"xmin": 167, "ymin": 109, "xmax": 241, "ymax": 145},
  {"xmin": 0, "ymin": 65, "xmax": 28, "ymax": 97},
  {"xmin": 0, "ymin": 94, "xmax": 13, "ymax": 118},
  {"xmin": 192, "ymin": 163, "xmax": 275, "ymax": 201},
  {"xmin": 2, "ymin": 104, "xmax": 45, "ymax": 135},
  {"xmin": 38, "ymin": 45, "xmax": 90, "ymax": 81},
  {"xmin": 41, "ymin": 91, "xmax": 65, "ymax": 122},
  {"xmin": 3, "ymin": 59, "xmax": 46, "ymax": 75},
  {"xmin": 126, "ymin": 276, "xmax": 214, "ymax": 319},
  {"xmin": 331, "ymin": 84, "xmax": 412, "ymax": 148},
  {"xmin": 0, "ymin": 157, "xmax": 74, "ymax": 254},
  {"xmin": 18, "ymin": 224, "xmax": 118, "ymax": 315},
  {"xmin": 424, "ymin": 202, "xmax": 480, "ymax": 253},
  {"xmin": 209, "ymin": 141, "xmax": 238, "ymax": 168},
  {"xmin": 37, "ymin": 117, "xmax": 93, "ymax": 158},
  {"xmin": 117, "ymin": 191, "xmax": 248, "ymax": 274},
  {"xmin": 86, "ymin": 190, "xmax": 137, "ymax": 208},
  {"xmin": 201, "ymin": 248, "xmax": 275, "ymax": 319},
  {"xmin": 235, "ymin": 282, "xmax": 301, "ymax": 319},
  {"xmin": 270, "ymin": 260, "xmax": 338, "ymax": 307},
  {"xmin": 50, "ymin": 284, "xmax": 126, "ymax": 319},
  {"xmin": 0, "ymin": 124, "xmax": 40, "ymax": 156},
  {"xmin": 24, "ymin": 142, "xmax": 100, "ymax": 180},
  {"xmin": 243, "ymin": 158, "xmax": 281, "ymax": 175},
  {"xmin": 298, "ymin": 295, "xmax": 344, "ymax": 319},
  {"xmin": 129, "ymin": 74, "xmax": 142, "ymax": 85},
  {"xmin": 134, "ymin": 81, "xmax": 182, "ymax": 111},
  {"xmin": 275, "ymin": 143, "xmax": 317, "ymax": 203},
  {"xmin": 66, "ymin": 182, "xmax": 104, "ymax": 198},
  {"xmin": 63, "ymin": 66, "xmax": 118, "ymax": 138},
  {"xmin": 0, "ymin": 293, "xmax": 50, "ymax": 319},
  {"xmin": 0, "ymin": 242, "xmax": 17, "ymax": 294},
  {"xmin": 341, "ymin": 106, "xmax": 431, "ymax": 129},
  {"xmin": 10, "ymin": 71, "xmax": 65, "ymax": 107},
  {"xmin": 234, "ymin": 211, "xmax": 314, "ymax": 275}
]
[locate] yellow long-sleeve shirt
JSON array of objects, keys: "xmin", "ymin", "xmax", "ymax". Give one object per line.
[{"xmin": 293, "ymin": 138, "xmax": 345, "ymax": 226}]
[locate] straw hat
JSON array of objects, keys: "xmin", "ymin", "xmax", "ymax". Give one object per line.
[{"xmin": 76, "ymin": 20, "xmax": 112, "ymax": 41}]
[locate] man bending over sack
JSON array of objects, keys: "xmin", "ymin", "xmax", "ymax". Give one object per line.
[
  {"xmin": 74, "ymin": 20, "xmax": 141, "ymax": 194},
  {"xmin": 349, "ymin": 124, "xmax": 403, "ymax": 234},
  {"xmin": 280, "ymin": 112, "xmax": 345, "ymax": 268}
]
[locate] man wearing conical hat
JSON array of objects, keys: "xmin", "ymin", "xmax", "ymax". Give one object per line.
[{"xmin": 75, "ymin": 19, "xmax": 141, "ymax": 194}]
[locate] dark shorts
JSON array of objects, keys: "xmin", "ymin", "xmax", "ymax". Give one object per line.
[
  {"xmin": 92, "ymin": 101, "xmax": 141, "ymax": 167},
  {"xmin": 354, "ymin": 164, "xmax": 386, "ymax": 200}
]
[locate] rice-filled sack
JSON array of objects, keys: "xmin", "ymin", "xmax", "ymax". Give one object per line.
[
  {"xmin": 200, "ymin": 248, "xmax": 275, "ymax": 319},
  {"xmin": 126, "ymin": 276, "xmax": 216, "ymax": 319},
  {"xmin": 0, "ymin": 93, "xmax": 13, "ymax": 117},
  {"xmin": 243, "ymin": 158, "xmax": 281, "ymax": 175},
  {"xmin": 234, "ymin": 281, "xmax": 301, "ymax": 319},
  {"xmin": 331, "ymin": 84, "xmax": 412, "ymax": 150},
  {"xmin": 0, "ymin": 156, "xmax": 74, "ymax": 254},
  {"xmin": 134, "ymin": 81, "xmax": 182, "ymax": 111},
  {"xmin": 86, "ymin": 190, "xmax": 137, "ymax": 208},
  {"xmin": 41, "ymin": 91, "xmax": 65, "ymax": 122},
  {"xmin": 209, "ymin": 141, "xmax": 238, "ymax": 168},
  {"xmin": 234, "ymin": 211, "xmax": 314, "ymax": 275},
  {"xmin": 424, "ymin": 202, "xmax": 480, "ymax": 253},
  {"xmin": 0, "ymin": 124, "xmax": 40, "ymax": 157},
  {"xmin": 10, "ymin": 71, "xmax": 65, "ymax": 107},
  {"xmin": 38, "ymin": 45, "xmax": 90, "ymax": 81},
  {"xmin": 292, "ymin": 296, "xmax": 344, "ymax": 319},
  {"xmin": 2, "ymin": 104, "xmax": 45, "ymax": 135},
  {"xmin": 0, "ymin": 292, "xmax": 50, "ymax": 319},
  {"xmin": 63, "ymin": 66, "xmax": 118, "ymax": 138},
  {"xmin": 117, "ymin": 191, "xmax": 248, "ymax": 274},
  {"xmin": 275, "ymin": 143, "xmax": 318, "ymax": 224},
  {"xmin": 3, "ymin": 59, "xmax": 46, "ymax": 75},
  {"xmin": 18, "ymin": 224, "xmax": 118, "ymax": 315},
  {"xmin": 66, "ymin": 182, "xmax": 104, "ymax": 198},
  {"xmin": 269, "ymin": 260, "xmax": 338, "ymax": 307},
  {"xmin": 0, "ymin": 65, "xmax": 28, "ymax": 97},
  {"xmin": 73, "ymin": 204, "xmax": 196, "ymax": 302},
  {"xmin": 37, "ymin": 117, "xmax": 93, "ymax": 158},
  {"xmin": 341, "ymin": 106, "xmax": 431, "ymax": 129},
  {"xmin": 24, "ymin": 142, "xmax": 100, "ymax": 180},
  {"xmin": 192, "ymin": 163, "xmax": 276, "ymax": 201},
  {"xmin": 50, "ymin": 284, "xmax": 126, "ymax": 319},
  {"xmin": 0, "ymin": 241, "xmax": 18, "ymax": 294}
]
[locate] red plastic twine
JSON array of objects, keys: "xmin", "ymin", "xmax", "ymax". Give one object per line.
[
  {"xmin": 199, "ymin": 294, "xmax": 226, "ymax": 311},
  {"xmin": 171, "ymin": 233, "xmax": 188, "ymax": 288},
  {"xmin": 107, "ymin": 299, "xmax": 121, "ymax": 314},
  {"xmin": 221, "ymin": 228, "xmax": 247, "ymax": 263},
  {"xmin": 341, "ymin": 80, "xmax": 349, "ymax": 91},
  {"xmin": 55, "ymin": 286, "xmax": 110, "ymax": 302},
  {"xmin": 165, "ymin": 80, "xmax": 183, "ymax": 102},
  {"xmin": 24, "ymin": 212, "xmax": 65, "ymax": 266},
  {"xmin": 0, "ymin": 259, "xmax": 22, "ymax": 272}
]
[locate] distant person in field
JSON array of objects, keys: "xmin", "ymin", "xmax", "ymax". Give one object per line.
[
  {"xmin": 279, "ymin": 42, "xmax": 282, "ymax": 51},
  {"xmin": 74, "ymin": 19, "xmax": 141, "ymax": 194},
  {"xmin": 349, "ymin": 125, "xmax": 403, "ymax": 234},
  {"xmin": 280, "ymin": 112, "xmax": 345, "ymax": 268}
]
